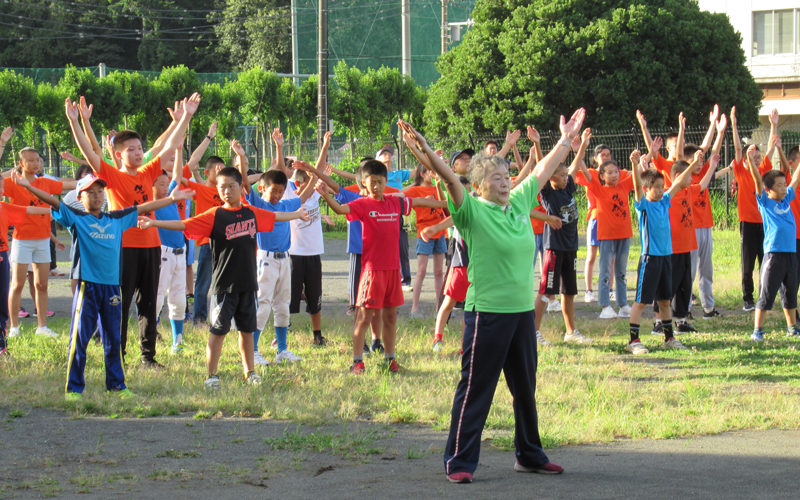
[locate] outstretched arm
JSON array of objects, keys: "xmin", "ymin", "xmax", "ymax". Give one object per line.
[
  {"xmin": 274, "ymin": 209, "xmax": 310, "ymax": 222},
  {"xmin": 420, "ymin": 216, "xmax": 454, "ymax": 242},
  {"xmin": 137, "ymin": 188, "xmax": 194, "ymax": 215},
  {"xmin": 398, "ymin": 120, "xmax": 463, "ymax": 208},
  {"xmin": 12, "ymin": 171, "xmax": 60, "ymax": 210},
  {"xmin": 137, "ymin": 217, "xmax": 186, "ymax": 231},
  {"xmin": 318, "ymin": 188, "xmax": 350, "ymax": 215},
  {"xmin": 409, "ymin": 197, "xmax": 448, "ymax": 209},
  {"xmin": 631, "ymin": 150, "xmax": 644, "ymax": 202}
]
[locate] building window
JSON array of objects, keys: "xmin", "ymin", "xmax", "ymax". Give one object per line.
[{"xmin": 753, "ymin": 9, "xmax": 795, "ymax": 56}]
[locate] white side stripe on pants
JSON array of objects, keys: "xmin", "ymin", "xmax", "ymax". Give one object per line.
[{"xmin": 446, "ymin": 312, "xmax": 480, "ymax": 474}]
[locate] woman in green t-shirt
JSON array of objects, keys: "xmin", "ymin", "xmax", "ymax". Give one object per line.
[{"xmin": 399, "ymin": 109, "xmax": 585, "ymax": 483}]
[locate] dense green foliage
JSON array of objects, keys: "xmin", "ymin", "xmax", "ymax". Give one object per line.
[{"xmin": 425, "ymin": 0, "xmax": 763, "ymax": 136}]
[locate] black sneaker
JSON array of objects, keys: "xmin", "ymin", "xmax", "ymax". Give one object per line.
[
  {"xmin": 0, "ymin": 328, "xmax": 7, "ymax": 355},
  {"xmin": 685, "ymin": 311, "xmax": 694, "ymax": 321},
  {"xmin": 703, "ymin": 308, "xmax": 721, "ymax": 319},
  {"xmin": 141, "ymin": 359, "xmax": 165, "ymax": 370},
  {"xmin": 691, "ymin": 293, "xmax": 697, "ymax": 305},
  {"xmin": 363, "ymin": 342, "xmax": 370, "ymax": 355},
  {"xmin": 454, "ymin": 301, "xmax": 465, "ymax": 310},
  {"xmin": 743, "ymin": 300, "xmax": 756, "ymax": 312},
  {"xmin": 676, "ymin": 321, "xmax": 698, "ymax": 334},
  {"xmin": 313, "ymin": 334, "xmax": 327, "ymax": 346},
  {"xmin": 650, "ymin": 322, "xmax": 664, "ymax": 335},
  {"xmin": 370, "ymin": 339, "xmax": 385, "ymax": 354},
  {"xmin": 347, "ymin": 305, "xmax": 356, "ymax": 316}
]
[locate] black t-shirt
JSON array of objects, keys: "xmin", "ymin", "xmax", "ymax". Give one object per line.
[
  {"xmin": 184, "ymin": 205, "xmax": 275, "ymax": 294},
  {"xmin": 540, "ymin": 176, "xmax": 579, "ymax": 251}
]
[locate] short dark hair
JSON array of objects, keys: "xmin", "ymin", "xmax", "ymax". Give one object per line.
[
  {"xmin": 763, "ymin": 170, "xmax": 786, "ymax": 190},
  {"xmin": 591, "ymin": 144, "xmax": 611, "ymax": 168},
  {"xmin": 483, "ymin": 139, "xmax": 499, "ymax": 150},
  {"xmin": 665, "ymin": 132, "xmax": 679, "ymax": 142},
  {"xmin": 789, "ymin": 146, "xmax": 800, "ymax": 164},
  {"xmin": 113, "ymin": 130, "xmax": 142, "ymax": 152},
  {"xmin": 216, "ymin": 166, "xmax": 242, "ymax": 184},
  {"xmin": 76, "ymin": 163, "xmax": 93, "ymax": 180},
  {"xmin": 458, "ymin": 175, "xmax": 470, "ymax": 186},
  {"xmin": 641, "ymin": 169, "xmax": 664, "ymax": 189},
  {"xmin": 683, "ymin": 144, "xmax": 700, "ymax": 158},
  {"xmin": 260, "ymin": 169, "xmax": 288, "ymax": 187},
  {"xmin": 670, "ymin": 160, "xmax": 690, "ymax": 179},
  {"xmin": 361, "ymin": 159, "xmax": 388, "ymax": 179},
  {"xmin": 205, "ymin": 156, "xmax": 226, "ymax": 171}
]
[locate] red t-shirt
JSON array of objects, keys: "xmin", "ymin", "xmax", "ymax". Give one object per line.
[
  {"xmin": 587, "ymin": 174, "xmax": 634, "ymax": 240},
  {"xmin": 733, "ymin": 157, "xmax": 773, "ymax": 223},
  {"xmin": 403, "ymin": 185, "xmax": 447, "ymax": 239},
  {"xmin": 95, "ymin": 158, "xmax": 162, "ymax": 248},
  {"xmin": 345, "ymin": 196, "xmax": 412, "ymax": 271},
  {"xmin": 791, "ymin": 196, "xmax": 800, "ymax": 239},
  {"xmin": 3, "ymin": 176, "xmax": 63, "ymax": 240},
  {"xmin": 344, "ymin": 185, "xmax": 400, "ymax": 195},
  {"xmin": 0, "ymin": 201, "xmax": 28, "ymax": 251},
  {"xmin": 670, "ymin": 185, "xmax": 702, "ymax": 254}
]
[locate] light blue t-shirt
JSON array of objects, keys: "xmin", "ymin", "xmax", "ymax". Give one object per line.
[
  {"xmin": 335, "ymin": 188, "xmax": 363, "ymax": 254},
  {"xmin": 154, "ymin": 180, "xmax": 184, "ymax": 249},
  {"xmin": 757, "ymin": 187, "xmax": 797, "ymax": 253},
  {"xmin": 52, "ymin": 204, "xmax": 138, "ymax": 286},
  {"xmin": 247, "ymin": 188, "xmax": 301, "ymax": 253},
  {"xmin": 387, "ymin": 170, "xmax": 411, "ymax": 190},
  {"xmin": 635, "ymin": 193, "xmax": 672, "ymax": 256}
]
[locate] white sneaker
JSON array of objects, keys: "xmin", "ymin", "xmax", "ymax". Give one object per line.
[
  {"xmin": 275, "ymin": 350, "xmax": 302, "ymax": 364},
  {"xmin": 409, "ymin": 310, "xmax": 424, "ymax": 319},
  {"xmin": 401, "ymin": 285, "xmax": 413, "ymax": 292},
  {"xmin": 8, "ymin": 327, "xmax": 20, "ymax": 338},
  {"xmin": 204, "ymin": 375, "xmax": 221, "ymax": 390},
  {"xmin": 536, "ymin": 331, "xmax": 552, "ymax": 346},
  {"xmin": 617, "ymin": 305, "xmax": 632, "ymax": 318},
  {"xmin": 584, "ymin": 290, "xmax": 596, "ymax": 303},
  {"xmin": 663, "ymin": 338, "xmax": 688, "ymax": 350},
  {"xmin": 626, "ymin": 340, "xmax": 649, "ymax": 355},
  {"xmin": 546, "ymin": 299, "xmax": 561, "ymax": 312},
  {"xmin": 253, "ymin": 351, "xmax": 270, "ymax": 366},
  {"xmin": 245, "ymin": 371, "xmax": 262, "ymax": 386},
  {"xmin": 564, "ymin": 330, "xmax": 593, "ymax": 344},
  {"xmin": 35, "ymin": 326, "xmax": 58, "ymax": 338},
  {"xmin": 599, "ymin": 306, "xmax": 617, "ymax": 319}
]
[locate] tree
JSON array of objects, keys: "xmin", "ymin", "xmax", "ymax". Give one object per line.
[
  {"xmin": 212, "ymin": 0, "xmax": 292, "ymax": 73},
  {"xmin": 330, "ymin": 61, "xmax": 368, "ymax": 157},
  {"xmin": 424, "ymin": 0, "xmax": 763, "ymax": 137}
]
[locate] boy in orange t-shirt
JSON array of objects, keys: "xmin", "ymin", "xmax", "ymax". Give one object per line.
[
  {"xmin": 3, "ymin": 146, "xmax": 76, "ymax": 338},
  {"xmin": 64, "ymin": 93, "xmax": 199, "ymax": 367}
]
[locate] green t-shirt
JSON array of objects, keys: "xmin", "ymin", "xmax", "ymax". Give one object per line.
[
  {"xmin": 102, "ymin": 149, "xmax": 154, "ymax": 165},
  {"xmin": 448, "ymin": 175, "xmax": 540, "ymax": 313}
]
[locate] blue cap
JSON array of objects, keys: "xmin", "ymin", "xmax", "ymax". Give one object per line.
[{"xmin": 76, "ymin": 174, "xmax": 107, "ymax": 193}]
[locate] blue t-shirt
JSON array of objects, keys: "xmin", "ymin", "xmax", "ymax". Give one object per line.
[
  {"xmin": 757, "ymin": 187, "xmax": 797, "ymax": 253},
  {"xmin": 154, "ymin": 180, "xmax": 184, "ymax": 249},
  {"xmin": 335, "ymin": 188, "xmax": 363, "ymax": 254},
  {"xmin": 387, "ymin": 170, "xmax": 411, "ymax": 190},
  {"xmin": 52, "ymin": 204, "xmax": 138, "ymax": 286},
  {"xmin": 246, "ymin": 188, "xmax": 302, "ymax": 253},
  {"xmin": 635, "ymin": 192, "xmax": 672, "ymax": 256}
]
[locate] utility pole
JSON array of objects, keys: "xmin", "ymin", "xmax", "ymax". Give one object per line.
[
  {"xmin": 441, "ymin": 0, "xmax": 448, "ymax": 55},
  {"xmin": 317, "ymin": 0, "xmax": 328, "ymax": 148},
  {"xmin": 291, "ymin": 0, "xmax": 299, "ymax": 87},
  {"xmin": 402, "ymin": 0, "xmax": 411, "ymax": 76}
]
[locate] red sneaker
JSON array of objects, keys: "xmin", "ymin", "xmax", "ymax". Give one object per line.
[
  {"xmin": 387, "ymin": 359, "xmax": 402, "ymax": 373},
  {"xmin": 514, "ymin": 461, "xmax": 564, "ymax": 474},
  {"xmin": 349, "ymin": 361, "xmax": 365, "ymax": 374},
  {"xmin": 447, "ymin": 471, "xmax": 473, "ymax": 483}
]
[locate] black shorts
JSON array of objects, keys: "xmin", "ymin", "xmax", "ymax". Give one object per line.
[
  {"xmin": 635, "ymin": 255, "xmax": 672, "ymax": 305},
  {"xmin": 290, "ymin": 254, "xmax": 322, "ymax": 315},
  {"xmin": 757, "ymin": 252, "xmax": 799, "ymax": 311},
  {"xmin": 538, "ymin": 249, "xmax": 578, "ymax": 296},
  {"xmin": 209, "ymin": 291, "xmax": 258, "ymax": 336}
]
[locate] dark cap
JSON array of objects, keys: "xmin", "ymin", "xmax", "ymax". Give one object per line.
[{"xmin": 449, "ymin": 148, "xmax": 475, "ymax": 166}]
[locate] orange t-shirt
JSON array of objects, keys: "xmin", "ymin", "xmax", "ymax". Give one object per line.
[
  {"xmin": 0, "ymin": 201, "xmax": 29, "ymax": 251},
  {"xmin": 576, "ymin": 169, "xmax": 630, "ymax": 221},
  {"xmin": 733, "ymin": 157, "xmax": 773, "ymax": 224},
  {"xmin": 95, "ymin": 158, "xmax": 162, "ymax": 248},
  {"xmin": 690, "ymin": 162, "xmax": 714, "ymax": 229},
  {"xmin": 403, "ymin": 185, "xmax": 447, "ymax": 239},
  {"xmin": 4, "ymin": 176, "xmax": 63, "ymax": 240},
  {"xmin": 188, "ymin": 180, "xmax": 224, "ymax": 246},
  {"xmin": 587, "ymin": 173, "xmax": 634, "ymax": 240},
  {"xmin": 653, "ymin": 153, "xmax": 675, "ymax": 187},
  {"xmin": 670, "ymin": 184, "xmax": 702, "ymax": 254},
  {"xmin": 511, "ymin": 176, "xmax": 545, "ymax": 234}
]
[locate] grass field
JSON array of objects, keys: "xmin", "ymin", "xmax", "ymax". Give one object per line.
[{"xmin": 2, "ymin": 230, "xmax": 799, "ymax": 450}]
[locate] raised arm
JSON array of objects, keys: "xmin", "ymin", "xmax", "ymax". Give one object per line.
[
  {"xmin": 512, "ymin": 150, "xmax": 536, "ymax": 189},
  {"xmin": 231, "ymin": 139, "xmax": 251, "ymax": 194},
  {"xmin": 527, "ymin": 127, "xmax": 544, "ymax": 163},
  {"xmin": 403, "ymin": 132, "xmax": 434, "ymax": 172},
  {"xmin": 631, "ymin": 150, "xmax": 644, "ymax": 202},
  {"xmin": 398, "ymin": 120, "xmax": 463, "ymax": 208},
  {"xmin": 271, "ymin": 128, "xmax": 289, "ymax": 176},
  {"xmin": 314, "ymin": 130, "xmax": 332, "ymax": 173},
  {"xmin": 766, "ymin": 108, "xmax": 779, "ymax": 159},
  {"xmin": 777, "ymin": 137, "xmax": 791, "ymax": 176},
  {"xmin": 105, "ymin": 130, "xmax": 122, "ymax": 170},
  {"xmin": 790, "ymin": 151, "xmax": 800, "ymax": 190},
  {"xmin": 294, "ymin": 160, "xmax": 340, "ymax": 195},
  {"xmin": 568, "ymin": 128, "xmax": 591, "ymax": 177},
  {"xmin": 149, "ymin": 102, "xmax": 183, "ymax": 159},
  {"xmin": 675, "ymin": 112, "xmax": 686, "ymax": 161},
  {"xmin": 78, "ymin": 97, "xmax": 103, "ymax": 158},
  {"xmin": 498, "ymin": 129, "xmax": 521, "ymax": 159},
  {"xmin": 187, "ymin": 121, "xmax": 217, "ymax": 174},
  {"xmin": 60, "ymin": 151, "xmax": 88, "ymax": 166},
  {"xmin": 745, "ymin": 145, "xmax": 763, "ymax": 194},
  {"xmin": 533, "ymin": 109, "xmax": 587, "ymax": 189},
  {"xmin": 511, "ymin": 143, "xmax": 523, "ymax": 171},
  {"xmin": 667, "ymin": 150, "xmax": 704, "ymax": 198},
  {"xmin": 157, "ymin": 93, "xmax": 201, "ymax": 160},
  {"xmin": 318, "ymin": 187, "xmax": 350, "ymax": 215},
  {"xmin": 636, "ymin": 110, "xmax": 654, "ymax": 153},
  {"xmin": 64, "ymin": 98, "xmax": 101, "ymax": 172},
  {"xmin": 698, "ymin": 153, "xmax": 721, "ymax": 191},
  {"xmin": 644, "ymin": 136, "xmax": 664, "ymax": 174},
  {"xmin": 12, "ymin": 171, "xmax": 59, "ymax": 210},
  {"xmin": 731, "ymin": 106, "xmax": 742, "ymax": 163},
  {"xmin": 700, "ymin": 105, "xmax": 719, "ymax": 153},
  {"xmin": 329, "ymin": 165, "xmax": 356, "ymax": 181},
  {"xmin": 711, "ymin": 113, "xmax": 727, "ymax": 157}
]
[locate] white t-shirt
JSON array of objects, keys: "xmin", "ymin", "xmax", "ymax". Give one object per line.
[
  {"xmin": 62, "ymin": 189, "xmax": 106, "ymax": 212},
  {"xmin": 283, "ymin": 182, "xmax": 324, "ymax": 256}
]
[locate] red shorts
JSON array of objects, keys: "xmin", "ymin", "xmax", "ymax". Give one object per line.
[
  {"xmin": 357, "ymin": 269, "xmax": 405, "ymax": 309},
  {"xmin": 444, "ymin": 266, "xmax": 470, "ymax": 302}
]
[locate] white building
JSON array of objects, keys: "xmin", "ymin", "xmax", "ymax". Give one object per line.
[{"xmin": 699, "ymin": 0, "xmax": 800, "ymax": 125}]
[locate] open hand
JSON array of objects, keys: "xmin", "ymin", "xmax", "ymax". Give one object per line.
[
  {"xmin": 183, "ymin": 93, "xmax": 202, "ymax": 117},
  {"xmin": 11, "ymin": 170, "xmax": 30, "ymax": 188},
  {"xmin": 1, "ymin": 126, "xmax": 14, "ymax": 146},
  {"xmin": 322, "ymin": 130, "xmax": 332, "ymax": 148},
  {"xmin": 137, "ymin": 216, "xmax": 154, "ymax": 230},
  {"xmin": 649, "ymin": 136, "xmax": 663, "ymax": 157},
  {"xmin": 560, "ymin": 108, "xmax": 586, "ymax": 139},
  {"xmin": 60, "ymin": 151, "xmax": 83, "ymax": 164},
  {"xmin": 693, "ymin": 149, "xmax": 704, "ymax": 164},
  {"xmin": 230, "ymin": 139, "xmax": 246, "ymax": 157},
  {"xmin": 717, "ymin": 114, "xmax": 727, "ymax": 133},
  {"xmin": 636, "ymin": 110, "xmax": 647, "ymax": 128},
  {"xmin": 527, "ymin": 126, "xmax": 540, "ymax": 143},
  {"xmin": 746, "ymin": 144, "xmax": 757, "ymax": 159},
  {"xmin": 170, "ymin": 189, "xmax": 196, "ymax": 202},
  {"xmin": 546, "ymin": 215, "xmax": 562, "ymax": 230},
  {"xmin": 207, "ymin": 121, "xmax": 218, "ymax": 139},
  {"xmin": 168, "ymin": 100, "xmax": 184, "ymax": 121},
  {"xmin": 506, "ymin": 129, "xmax": 521, "ymax": 147},
  {"xmin": 398, "ymin": 120, "xmax": 427, "ymax": 150},
  {"xmin": 709, "ymin": 104, "xmax": 719, "ymax": 125},
  {"xmin": 297, "ymin": 209, "xmax": 311, "ymax": 222},
  {"xmin": 769, "ymin": 108, "xmax": 779, "ymax": 126},
  {"xmin": 709, "ymin": 153, "xmax": 721, "ymax": 168},
  {"xmin": 271, "ymin": 128, "xmax": 284, "ymax": 147},
  {"xmin": 64, "ymin": 98, "xmax": 80, "ymax": 122},
  {"xmin": 78, "ymin": 96, "xmax": 93, "ymax": 121},
  {"xmin": 55, "ymin": 240, "xmax": 66, "ymax": 251}
]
